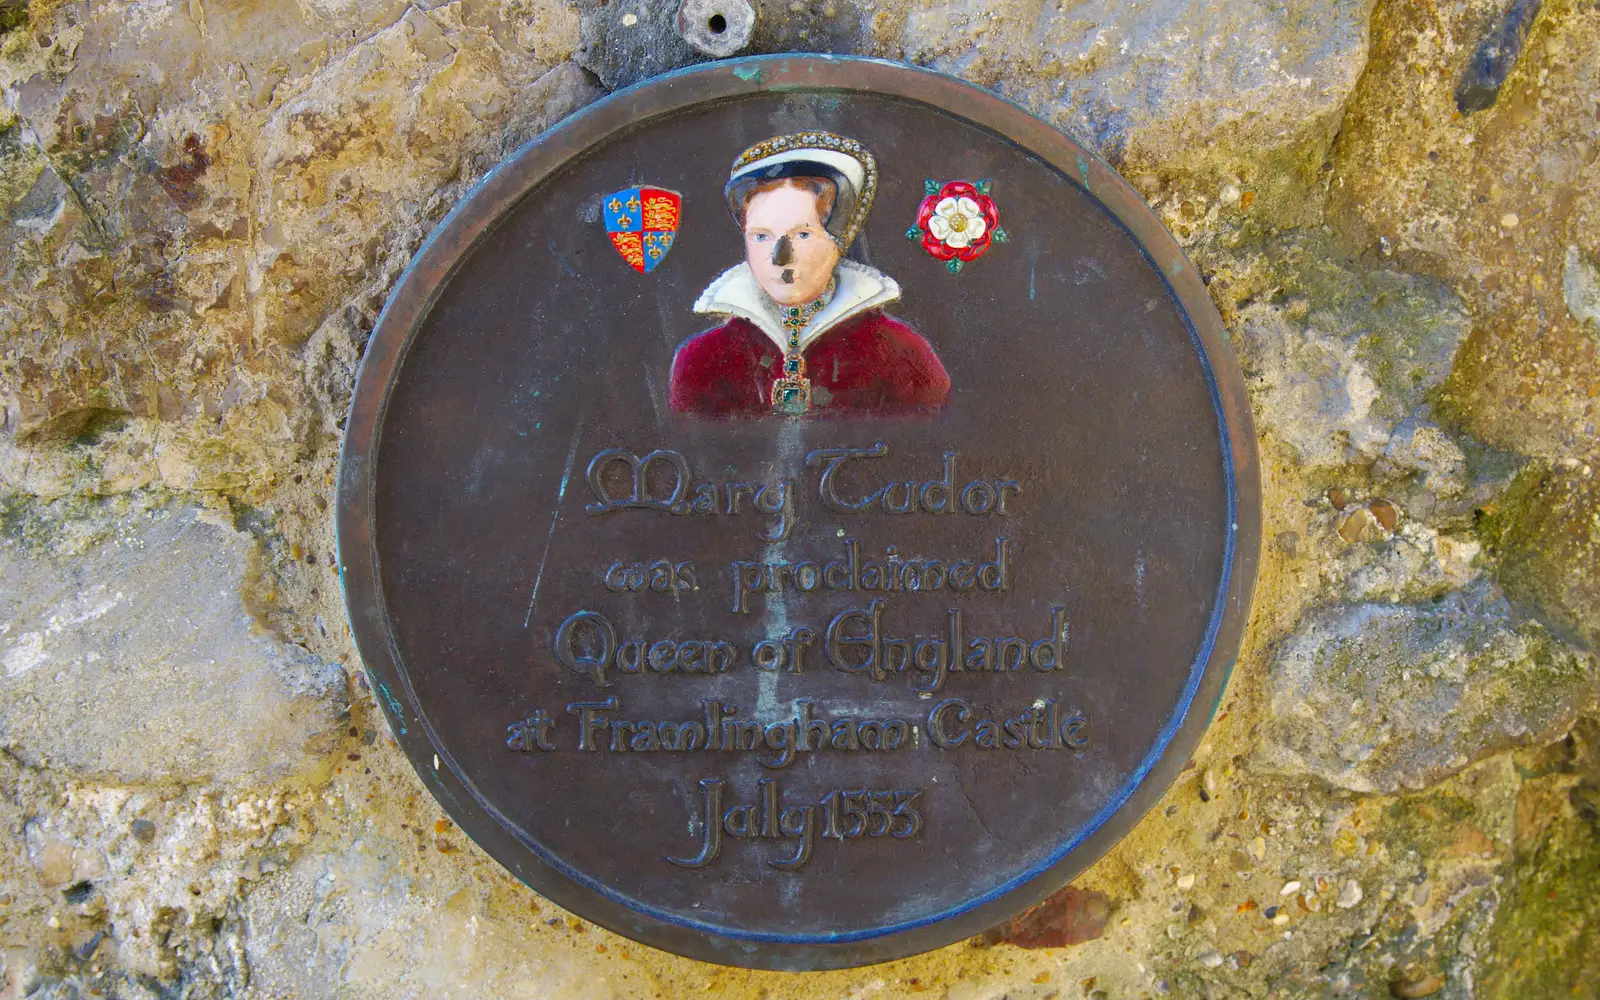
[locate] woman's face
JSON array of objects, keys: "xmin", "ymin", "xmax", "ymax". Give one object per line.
[{"xmin": 743, "ymin": 184, "xmax": 841, "ymax": 307}]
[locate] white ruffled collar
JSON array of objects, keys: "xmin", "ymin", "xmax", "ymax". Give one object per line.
[{"xmin": 693, "ymin": 259, "xmax": 901, "ymax": 353}]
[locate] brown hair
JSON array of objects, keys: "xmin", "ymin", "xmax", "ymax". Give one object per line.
[{"xmin": 736, "ymin": 176, "xmax": 837, "ymax": 229}]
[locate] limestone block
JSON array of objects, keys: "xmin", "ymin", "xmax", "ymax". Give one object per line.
[
  {"xmin": 1260, "ymin": 580, "xmax": 1597, "ymax": 794},
  {"xmin": 1380, "ymin": 419, "xmax": 1469, "ymax": 499},
  {"xmin": 897, "ymin": 0, "xmax": 1377, "ymax": 173},
  {"xmin": 0, "ymin": 504, "xmax": 346, "ymax": 786},
  {"xmin": 1235, "ymin": 271, "xmax": 1470, "ymax": 469}
]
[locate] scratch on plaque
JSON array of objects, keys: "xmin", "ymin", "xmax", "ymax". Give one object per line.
[
  {"xmin": 1168, "ymin": 259, "xmax": 1184, "ymax": 277},
  {"xmin": 754, "ymin": 420, "xmax": 804, "ymax": 716},
  {"xmin": 956, "ymin": 772, "xmax": 997, "ymax": 840},
  {"xmin": 524, "ymin": 415, "xmax": 586, "ymax": 628},
  {"xmin": 547, "ymin": 238, "xmax": 578, "ymax": 278},
  {"xmin": 1076, "ymin": 154, "xmax": 1090, "ymax": 191},
  {"xmin": 733, "ymin": 64, "xmax": 763, "ymax": 83},
  {"xmin": 641, "ymin": 353, "xmax": 671, "ymax": 424}
]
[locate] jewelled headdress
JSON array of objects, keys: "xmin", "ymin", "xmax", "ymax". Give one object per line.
[{"xmin": 723, "ymin": 131, "xmax": 878, "ymax": 250}]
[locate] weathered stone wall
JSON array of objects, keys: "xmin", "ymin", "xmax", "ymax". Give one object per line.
[{"xmin": 1, "ymin": 0, "xmax": 1597, "ymax": 996}]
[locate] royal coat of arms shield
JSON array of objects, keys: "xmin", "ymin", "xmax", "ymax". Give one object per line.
[{"xmin": 602, "ymin": 186, "xmax": 681, "ymax": 273}]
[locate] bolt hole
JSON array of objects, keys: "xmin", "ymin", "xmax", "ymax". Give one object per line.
[{"xmin": 707, "ymin": 13, "xmax": 727, "ymax": 33}]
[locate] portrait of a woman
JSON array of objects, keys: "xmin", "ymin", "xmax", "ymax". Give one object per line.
[{"xmin": 669, "ymin": 132, "xmax": 950, "ymax": 416}]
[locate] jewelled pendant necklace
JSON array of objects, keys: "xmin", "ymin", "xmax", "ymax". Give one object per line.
[{"xmin": 770, "ymin": 275, "xmax": 836, "ymax": 415}]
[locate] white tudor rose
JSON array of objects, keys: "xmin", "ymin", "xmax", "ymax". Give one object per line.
[{"xmin": 926, "ymin": 196, "xmax": 988, "ymax": 250}]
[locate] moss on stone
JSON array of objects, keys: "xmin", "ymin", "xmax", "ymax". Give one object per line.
[
  {"xmin": 1381, "ymin": 789, "xmax": 1476, "ymax": 855},
  {"xmin": 1480, "ymin": 463, "xmax": 1600, "ymax": 650},
  {"xmin": 0, "ymin": 491, "xmax": 31, "ymax": 542},
  {"xmin": 0, "ymin": 1, "xmax": 27, "ymax": 36},
  {"xmin": 1478, "ymin": 725, "xmax": 1600, "ymax": 998},
  {"xmin": 0, "ymin": 118, "xmax": 45, "ymax": 208}
]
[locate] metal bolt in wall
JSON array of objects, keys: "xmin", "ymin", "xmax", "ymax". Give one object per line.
[{"xmin": 677, "ymin": 0, "xmax": 755, "ymax": 57}]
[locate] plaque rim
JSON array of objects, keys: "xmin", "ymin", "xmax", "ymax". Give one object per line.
[{"xmin": 336, "ymin": 53, "xmax": 1262, "ymax": 971}]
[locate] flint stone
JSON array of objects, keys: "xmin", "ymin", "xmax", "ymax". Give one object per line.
[
  {"xmin": 1565, "ymin": 247, "xmax": 1600, "ymax": 334},
  {"xmin": 577, "ymin": 0, "xmax": 705, "ymax": 90},
  {"xmin": 0, "ymin": 505, "xmax": 346, "ymax": 786},
  {"xmin": 1261, "ymin": 580, "xmax": 1597, "ymax": 794},
  {"xmin": 1455, "ymin": 0, "xmax": 1544, "ymax": 114},
  {"xmin": 982, "ymin": 885, "xmax": 1113, "ymax": 949}
]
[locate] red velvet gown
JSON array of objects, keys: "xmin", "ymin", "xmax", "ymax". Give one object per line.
[{"xmin": 669, "ymin": 310, "xmax": 950, "ymax": 416}]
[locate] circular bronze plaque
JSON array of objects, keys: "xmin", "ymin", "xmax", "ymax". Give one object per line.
[{"xmin": 338, "ymin": 55, "xmax": 1259, "ymax": 970}]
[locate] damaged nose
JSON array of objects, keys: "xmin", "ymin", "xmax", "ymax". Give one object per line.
[{"xmin": 771, "ymin": 235, "xmax": 794, "ymax": 267}]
